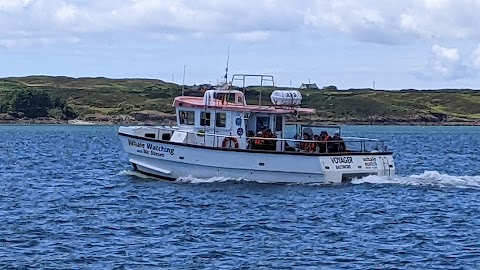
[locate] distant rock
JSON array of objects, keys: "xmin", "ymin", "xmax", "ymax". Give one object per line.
[
  {"xmin": 0, "ymin": 114, "xmax": 15, "ymax": 120},
  {"xmin": 83, "ymin": 113, "xmax": 113, "ymax": 122}
]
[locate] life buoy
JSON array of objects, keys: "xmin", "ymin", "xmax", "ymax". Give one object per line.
[{"xmin": 222, "ymin": 137, "xmax": 239, "ymax": 148}]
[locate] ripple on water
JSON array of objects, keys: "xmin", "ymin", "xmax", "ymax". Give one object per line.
[{"xmin": 0, "ymin": 125, "xmax": 480, "ymax": 269}]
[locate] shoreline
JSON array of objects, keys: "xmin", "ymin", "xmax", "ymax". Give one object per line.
[{"xmin": 1, "ymin": 118, "xmax": 479, "ymax": 126}]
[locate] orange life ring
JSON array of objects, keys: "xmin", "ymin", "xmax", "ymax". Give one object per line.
[{"xmin": 222, "ymin": 137, "xmax": 239, "ymax": 148}]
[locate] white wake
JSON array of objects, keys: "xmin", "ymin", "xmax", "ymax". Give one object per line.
[
  {"xmin": 121, "ymin": 170, "xmax": 480, "ymax": 189},
  {"xmin": 352, "ymin": 170, "xmax": 480, "ymax": 189}
]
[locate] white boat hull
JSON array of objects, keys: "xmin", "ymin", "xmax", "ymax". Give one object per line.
[{"xmin": 119, "ymin": 131, "xmax": 395, "ymax": 184}]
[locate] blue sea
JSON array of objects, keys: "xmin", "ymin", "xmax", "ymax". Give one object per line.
[{"xmin": 1, "ymin": 125, "xmax": 479, "ymax": 269}]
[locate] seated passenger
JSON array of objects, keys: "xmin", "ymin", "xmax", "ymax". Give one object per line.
[
  {"xmin": 251, "ymin": 131, "xmax": 264, "ymax": 150},
  {"xmin": 300, "ymin": 133, "xmax": 316, "ymax": 152},
  {"xmin": 263, "ymin": 128, "xmax": 277, "ymax": 150},
  {"xmin": 319, "ymin": 130, "xmax": 333, "ymax": 153},
  {"xmin": 332, "ymin": 132, "xmax": 346, "ymax": 152},
  {"xmin": 246, "ymin": 130, "xmax": 255, "ymax": 149}
]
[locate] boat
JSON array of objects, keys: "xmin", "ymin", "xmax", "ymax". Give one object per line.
[{"xmin": 118, "ymin": 74, "xmax": 395, "ymax": 184}]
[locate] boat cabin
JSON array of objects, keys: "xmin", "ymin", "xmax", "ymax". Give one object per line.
[
  {"xmin": 127, "ymin": 81, "xmax": 387, "ymax": 155},
  {"xmin": 170, "ymin": 87, "xmax": 308, "ymax": 151}
]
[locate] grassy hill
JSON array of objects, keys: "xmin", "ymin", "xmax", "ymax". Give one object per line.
[{"xmin": 1, "ymin": 76, "xmax": 480, "ymax": 124}]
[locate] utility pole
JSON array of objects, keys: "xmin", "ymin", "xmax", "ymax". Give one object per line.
[
  {"xmin": 373, "ymin": 81, "xmax": 375, "ymax": 89},
  {"xmin": 172, "ymin": 74, "xmax": 175, "ymax": 83}
]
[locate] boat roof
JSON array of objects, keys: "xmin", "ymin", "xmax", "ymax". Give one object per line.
[{"xmin": 173, "ymin": 93, "xmax": 316, "ymax": 115}]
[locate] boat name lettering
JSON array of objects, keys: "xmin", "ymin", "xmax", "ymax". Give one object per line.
[
  {"xmin": 149, "ymin": 150, "xmax": 165, "ymax": 157},
  {"xmin": 146, "ymin": 143, "xmax": 175, "ymax": 155},
  {"xmin": 363, "ymin": 157, "xmax": 377, "ymax": 167},
  {"xmin": 336, "ymin": 165, "xmax": 351, "ymax": 169},
  {"xmin": 330, "ymin": 157, "xmax": 353, "ymax": 164},
  {"xmin": 128, "ymin": 139, "xmax": 145, "ymax": 148}
]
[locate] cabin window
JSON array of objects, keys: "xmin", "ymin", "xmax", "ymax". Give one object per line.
[
  {"xmin": 179, "ymin": 110, "xmax": 195, "ymax": 125},
  {"xmin": 237, "ymin": 95, "xmax": 244, "ymax": 104},
  {"xmin": 145, "ymin": 133, "xmax": 156, "ymax": 138},
  {"xmin": 275, "ymin": 116, "xmax": 283, "ymax": 131},
  {"xmin": 200, "ymin": 112, "xmax": 211, "ymax": 126},
  {"xmin": 256, "ymin": 116, "xmax": 270, "ymax": 133},
  {"xmin": 214, "ymin": 93, "xmax": 226, "ymax": 104},
  {"xmin": 162, "ymin": 133, "xmax": 171, "ymax": 140},
  {"xmin": 216, "ymin": 112, "xmax": 227, "ymax": 128}
]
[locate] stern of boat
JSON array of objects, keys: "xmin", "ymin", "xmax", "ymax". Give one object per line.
[{"xmin": 320, "ymin": 153, "xmax": 395, "ymax": 183}]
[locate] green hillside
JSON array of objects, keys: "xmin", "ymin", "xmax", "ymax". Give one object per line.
[{"xmin": 1, "ymin": 76, "xmax": 479, "ymax": 124}]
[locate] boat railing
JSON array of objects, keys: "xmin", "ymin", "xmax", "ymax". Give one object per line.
[{"xmin": 168, "ymin": 129, "xmax": 388, "ymax": 153}]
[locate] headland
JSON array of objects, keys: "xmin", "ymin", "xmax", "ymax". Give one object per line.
[{"xmin": 1, "ymin": 76, "xmax": 479, "ymax": 126}]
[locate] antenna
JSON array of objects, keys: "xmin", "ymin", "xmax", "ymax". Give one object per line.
[
  {"xmin": 182, "ymin": 64, "xmax": 186, "ymax": 96},
  {"xmin": 224, "ymin": 46, "xmax": 230, "ymax": 84}
]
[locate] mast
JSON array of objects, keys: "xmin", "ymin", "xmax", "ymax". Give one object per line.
[
  {"xmin": 225, "ymin": 46, "xmax": 230, "ymax": 84},
  {"xmin": 181, "ymin": 64, "xmax": 186, "ymax": 96}
]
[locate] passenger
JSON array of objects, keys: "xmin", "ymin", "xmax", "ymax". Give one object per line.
[
  {"xmin": 263, "ymin": 128, "xmax": 277, "ymax": 150},
  {"xmin": 252, "ymin": 131, "xmax": 264, "ymax": 150},
  {"xmin": 332, "ymin": 132, "xmax": 346, "ymax": 152},
  {"xmin": 300, "ymin": 133, "xmax": 316, "ymax": 152},
  {"xmin": 180, "ymin": 112, "xmax": 186, "ymax": 124},
  {"xmin": 319, "ymin": 130, "xmax": 333, "ymax": 153},
  {"xmin": 246, "ymin": 130, "xmax": 255, "ymax": 149},
  {"xmin": 285, "ymin": 134, "xmax": 299, "ymax": 151}
]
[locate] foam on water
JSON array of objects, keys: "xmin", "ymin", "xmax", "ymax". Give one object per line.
[
  {"xmin": 352, "ymin": 170, "xmax": 480, "ymax": 189},
  {"xmin": 122, "ymin": 170, "xmax": 251, "ymax": 184},
  {"xmin": 176, "ymin": 175, "xmax": 250, "ymax": 184},
  {"xmin": 124, "ymin": 169, "xmax": 480, "ymax": 189}
]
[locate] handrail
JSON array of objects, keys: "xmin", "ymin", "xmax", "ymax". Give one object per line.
[
  {"xmin": 176, "ymin": 129, "xmax": 385, "ymax": 144},
  {"xmin": 135, "ymin": 127, "xmax": 387, "ymax": 152}
]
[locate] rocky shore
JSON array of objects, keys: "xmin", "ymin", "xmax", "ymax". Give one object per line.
[{"xmin": 1, "ymin": 111, "xmax": 479, "ymax": 126}]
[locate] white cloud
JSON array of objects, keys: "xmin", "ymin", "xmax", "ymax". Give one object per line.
[
  {"xmin": 0, "ymin": 0, "xmax": 32, "ymax": 11},
  {"xmin": 415, "ymin": 44, "xmax": 470, "ymax": 81},
  {"xmin": 432, "ymin": 44, "xmax": 460, "ymax": 62},
  {"xmin": 472, "ymin": 45, "xmax": 480, "ymax": 70},
  {"xmin": 231, "ymin": 31, "xmax": 271, "ymax": 42},
  {"xmin": 54, "ymin": 2, "xmax": 78, "ymax": 24},
  {"xmin": 2, "ymin": 0, "xmax": 480, "ymax": 49},
  {"xmin": 0, "ymin": 36, "xmax": 79, "ymax": 48}
]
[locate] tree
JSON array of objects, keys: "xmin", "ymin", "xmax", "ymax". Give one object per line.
[{"xmin": 11, "ymin": 89, "xmax": 53, "ymax": 118}]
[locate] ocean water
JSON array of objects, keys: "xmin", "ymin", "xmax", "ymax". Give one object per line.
[{"xmin": 0, "ymin": 125, "xmax": 479, "ymax": 269}]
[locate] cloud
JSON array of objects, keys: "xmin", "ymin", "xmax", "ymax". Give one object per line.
[
  {"xmin": 415, "ymin": 44, "xmax": 470, "ymax": 81},
  {"xmin": 0, "ymin": 0, "xmax": 32, "ymax": 11},
  {"xmin": 231, "ymin": 31, "xmax": 271, "ymax": 42},
  {"xmin": 2, "ymin": 0, "xmax": 480, "ymax": 48},
  {"xmin": 471, "ymin": 45, "xmax": 480, "ymax": 70},
  {"xmin": 432, "ymin": 44, "xmax": 460, "ymax": 63}
]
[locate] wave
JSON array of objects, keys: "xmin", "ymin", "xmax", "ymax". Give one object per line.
[
  {"xmin": 176, "ymin": 175, "xmax": 251, "ymax": 184},
  {"xmin": 352, "ymin": 171, "xmax": 480, "ymax": 189},
  {"xmin": 121, "ymin": 170, "xmax": 480, "ymax": 189},
  {"xmin": 121, "ymin": 170, "xmax": 250, "ymax": 184}
]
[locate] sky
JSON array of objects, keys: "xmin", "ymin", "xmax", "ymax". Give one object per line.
[{"xmin": 1, "ymin": 0, "xmax": 480, "ymax": 90}]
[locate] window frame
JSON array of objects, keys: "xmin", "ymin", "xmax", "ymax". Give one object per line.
[
  {"xmin": 215, "ymin": 112, "xmax": 228, "ymax": 128},
  {"xmin": 200, "ymin": 112, "xmax": 212, "ymax": 127},
  {"xmin": 178, "ymin": 110, "xmax": 195, "ymax": 125}
]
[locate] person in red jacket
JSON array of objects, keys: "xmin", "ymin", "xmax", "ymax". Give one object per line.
[
  {"xmin": 319, "ymin": 130, "xmax": 332, "ymax": 153},
  {"xmin": 301, "ymin": 133, "xmax": 317, "ymax": 152},
  {"xmin": 332, "ymin": 132, "xmax": 346, "ymax": 152}
]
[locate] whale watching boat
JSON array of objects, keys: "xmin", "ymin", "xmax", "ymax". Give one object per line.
[{"xmin": 118, "ymin": 74, "xmax": 395, "ymax": 184}]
